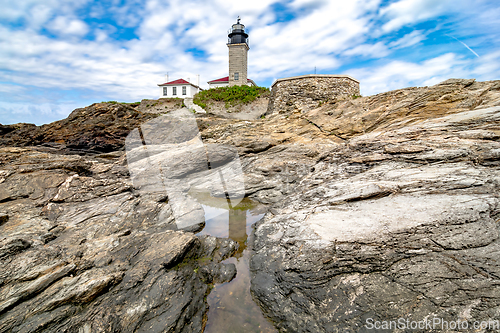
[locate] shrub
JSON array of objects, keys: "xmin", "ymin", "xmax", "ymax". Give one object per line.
[{"xmin": 193, "ymin": 85, "xmax": 269, "ymax": 109}]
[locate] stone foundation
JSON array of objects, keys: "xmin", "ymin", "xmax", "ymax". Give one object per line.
[{"xmin": 268, "ymin": 74, "xmax": 360, "ymax": 113}]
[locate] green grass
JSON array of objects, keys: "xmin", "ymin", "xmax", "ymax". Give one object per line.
[
  {"xmin": 101, "ymin": 101, "xmax": 140, "ymax": 106},
  {"xmin": 193, "ymin": 85, "xmax": 269, "ymax": 109}
]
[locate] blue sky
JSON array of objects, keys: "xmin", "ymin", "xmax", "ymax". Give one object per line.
[{"xmin": 1, "ymin": 0, "xmax": 499, "ymax": 125}]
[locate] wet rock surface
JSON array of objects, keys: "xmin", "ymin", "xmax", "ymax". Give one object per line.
[
  {"xmin": 0, "ymin": 147, "xmax": 238, "ymax": 332},
  {"xmin": 0, "ymin": 78, "xmax": 499, "ymax": 332}
]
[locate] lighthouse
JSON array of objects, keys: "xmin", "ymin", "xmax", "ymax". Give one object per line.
[
  {"xmin": 207, "ymin": 17, "xmax": 256, "ymax": 88},
  {"xmin": 227, "ymin": 17, "xmax": 249, "ymax": 87}
]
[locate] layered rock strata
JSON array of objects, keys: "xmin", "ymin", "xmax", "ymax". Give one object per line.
[{"xmin": 0, "ymin": 78, "xmax": 499, "ymax": 332}]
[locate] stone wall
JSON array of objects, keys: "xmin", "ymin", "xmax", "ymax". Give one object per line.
[{"xmin": 268, "ymin": 74, "xmax": 360, "ymax": 113}]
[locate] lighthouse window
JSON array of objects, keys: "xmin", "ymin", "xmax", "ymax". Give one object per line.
[
  {"xmin": 182, "ymin": 86, "xmax": 187, "ymax": 95},
  {"xmin": 172, "ymin": 87, "xmax": 177, "ymax": 95},
  {"xmin": 163, "ymin": 87, "xmax": 168, "ymax": 96},
  {"xmin": 234, "ymin": 72, "xmax": 239, "ymax": 81}
]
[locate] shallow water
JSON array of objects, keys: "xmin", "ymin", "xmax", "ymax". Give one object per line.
[{"xmin": 196, "ymin": 197, "xmax": 277, "ymax": 333}]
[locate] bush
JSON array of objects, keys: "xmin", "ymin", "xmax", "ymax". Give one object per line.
[{"xmin": 193, "ymin": 85, "xmax": 269, "ymax": 109}]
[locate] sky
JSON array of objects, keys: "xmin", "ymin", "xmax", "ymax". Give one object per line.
[{"xmin": 0, "ymin": 0, "xmax": 499, "ymax": 125}]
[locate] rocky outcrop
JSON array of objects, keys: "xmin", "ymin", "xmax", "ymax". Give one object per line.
[
  {"xmin": 200, "ymin": 97, "xmax": 268, "ymax": 120},
  {"xmin": 248, "ymin": 105, "xmax": 500, "ymax": 331},
  {"xmin": 0, "ymin": 103, "xmax": 158, "ymax": 154},
  {"xmin": 0, "ymin": 147, "xmax": 238, "ymax": 332},
  {"xmin": 306, "ymin": 78, "xmax": 500, "ymax": 138},
  {"xmin": 135, "ymin": 98, "xmax": 185, "ymax": 114},
  {"xmin": 197, "ymin": 78, "xmax": 500, "ymax": 332},
  {"xmin": 1, "ymin": 78, "xmax": 500, "ymax": 332}
]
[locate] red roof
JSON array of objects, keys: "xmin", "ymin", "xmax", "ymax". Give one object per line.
[
  {"xmin": 208, "ymin": 76, "xmax": 255, "ymax": 84},
  {"xmin": 158, "ymin": 79, "xmax": 190, "ymax": 86},
  {"xmin": 207, "ymin": 76, "xmax": 229, "ymax": 83},
  {"xmin": 157, "ymin": 78, "xmax": 202, "ymax": 89}
]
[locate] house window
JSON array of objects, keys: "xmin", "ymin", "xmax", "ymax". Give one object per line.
[
  {"xmin": 172, "ymin": 87, "xmax": 177, "ymax": 95},
  {"xmin": 163, "ymin": 87, "xmax": 168, "ymax": 96},
  {"xmin": 182, "ymin": 86, "xmax": 187, "ymax": 95},
  {"xmin": 234, "ymin": 72, "xmax": 239, "ymax": 81}
]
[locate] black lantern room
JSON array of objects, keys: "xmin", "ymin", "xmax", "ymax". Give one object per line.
[{"xmin": 228, "ymin": 16, "xmax": 248, "ymax": 45}]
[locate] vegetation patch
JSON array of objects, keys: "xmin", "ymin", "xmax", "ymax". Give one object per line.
[
  {"xmin": 193, "ymin": 85, "xmax": 269, "ymax": 109},
  {"xmin": 101, "ymin": 101, "xmax": 140, "ymax": 106}
]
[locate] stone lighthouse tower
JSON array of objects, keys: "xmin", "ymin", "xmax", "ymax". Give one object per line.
[{"xmin": 227, "ymin": 17, "xmax": 249, "ymax": 87}]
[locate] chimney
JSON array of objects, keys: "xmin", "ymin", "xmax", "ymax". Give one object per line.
[
  {"xmin": 165, "ymin": 74, "xmax": 169, "ymax": 83},
  {"xmin": 197, "ymin": 74, "xmax": 200, "ymax": 87},
  {"xmin": 187, "ymin": 77, "xmax": 190, "ymax": 83}
]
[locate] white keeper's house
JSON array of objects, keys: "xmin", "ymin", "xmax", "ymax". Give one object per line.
[{"xmin": 158, "ymin": 79, "xmax": 203, "ymax": 98}]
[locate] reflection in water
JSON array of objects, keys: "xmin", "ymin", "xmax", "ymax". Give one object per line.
[
  {"xmin": 196, "ymin": 197, "xmax": 277, "ymax": 333},
  {"xmin": 196, "ymin": 196, "xmax": 263, "ymax": 257},
  {"xmin": 228, "ymin": 208, "xmax": 247, "ymax": 252}
]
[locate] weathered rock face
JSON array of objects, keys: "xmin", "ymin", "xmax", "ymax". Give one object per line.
[
  {"xmin": 197, "ymin": 78, "xmax": 500, "ymax": 332},
  {"xmin": 249, "ymin": 107, "xmax": 500, "ymax": 332},
  {"xmin": 1, "ymin": 78, "xmax": 499, "ymax": 332},
  {"xmin": 0, "ymin": 103, "xmax": 158, "ymax": 154},
  {"xmin": 306, "ymin": 78, "xmax": 500, "ymax": 139},
  {"xmin": 0, "ymin": 147, "xmax": 238, "ymax": 332},
  {"xmin": 135, "ymin": 98, "xmax": 185, "ymax": 114},
  {"xmin": 202, "ymin": 97, "xmax": 269, "ymax": 120}
]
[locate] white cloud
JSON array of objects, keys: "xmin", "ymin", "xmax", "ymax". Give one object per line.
[
  {"xmin": 0, "ymin": 0, "xmax": 90, "ymax": 21},
  {"xmin": 0, "ymin": 0, "xmax": 499, "ymax": 125},
  {"xmin": 48, "ymin": 16, "xmax": 89, "ymax": 36},
  {"xmin": 0, "ymin": 84, "xmax": 26, "ymax": 95},
  {"xmin": 349, "ymin": 53, "xmax": 472, "ymax": 96},
  {"xmin": 389, "ymin": 30, "xmax": 426, "ymax": 49},
  {"xmin": 379, "ymin": 0, "xmax": 455, "ymax": 32},
  {"xmin": 27, "ymin": 4, "xmax": 54, "ymax": 29},
  {"xmin": 247, "ymin": 0, "xmax": 381, "ymax": 76},
  {"xmin": 0, "ymin": 0, "xmax": 459, "ymax": 102},
  {"xmin": 0, "ymin": 101, "xmax": 78, "ymax": 125},
  {"xmin": 472, "ymin": 50, "xmax": 500, "ymax": 78},
  {"xmin": 344, "ymin": 42, "xmax": 390, "ymax": 58}
]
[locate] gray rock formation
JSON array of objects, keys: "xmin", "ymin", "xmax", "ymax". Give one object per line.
[
  {"xmin": 1, "ymin": 78, "xmax": 499, "ymax": 332},
  {"xmin": 250, "ymin": 106, "xmax": 500, "ymax": 332},
  {"xmin": 0, "ymin": 147, "xmax": 238, "ymax": 332}
]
